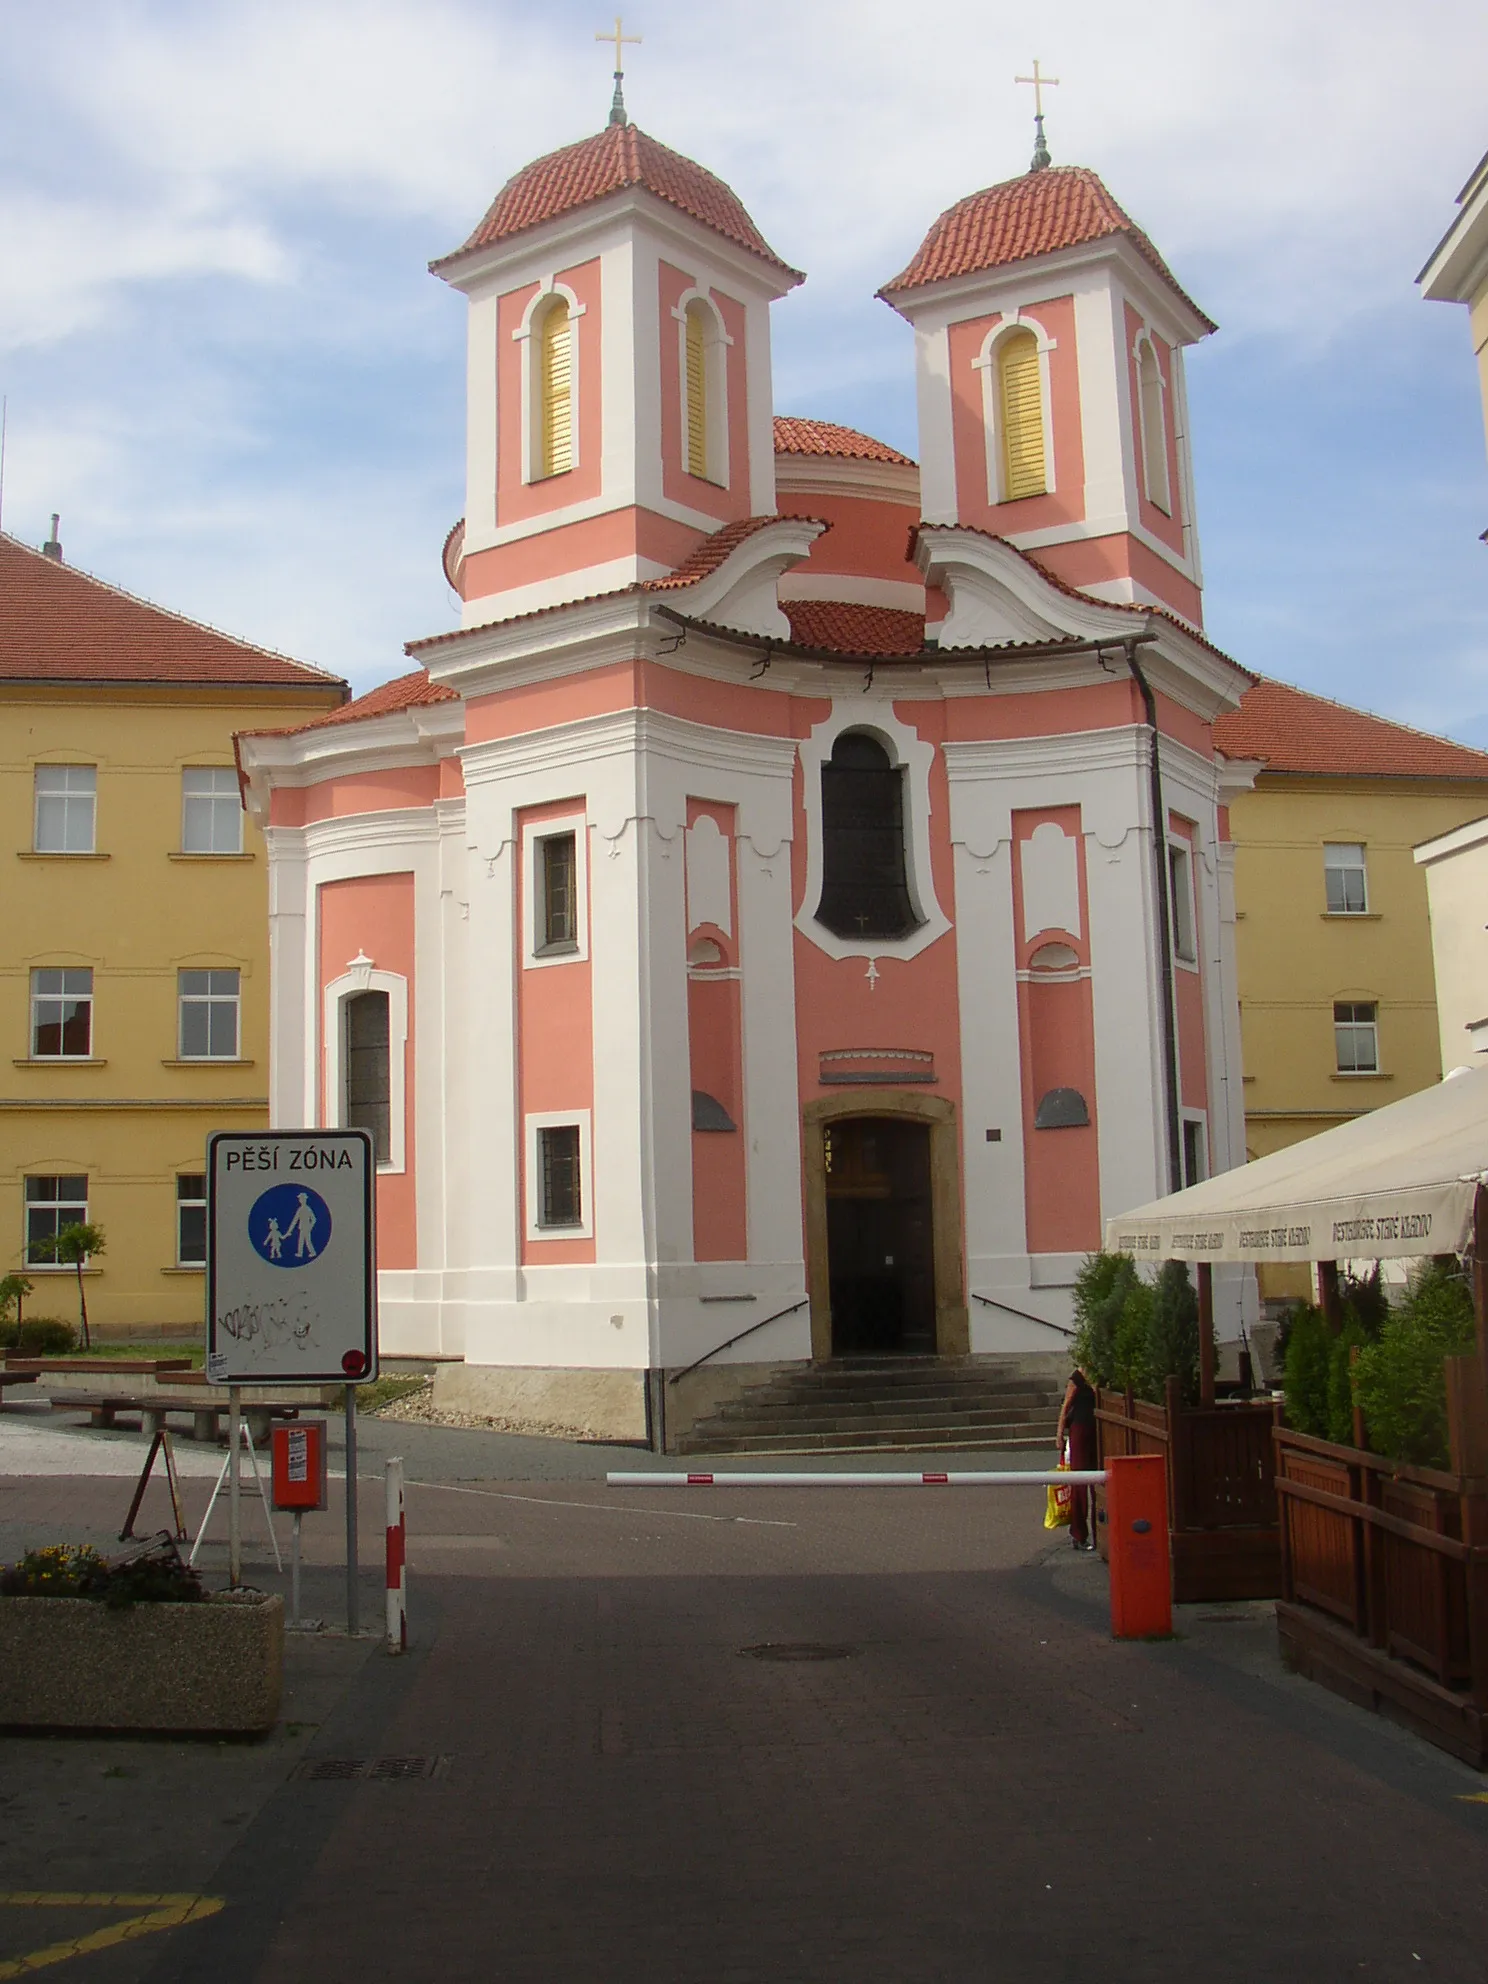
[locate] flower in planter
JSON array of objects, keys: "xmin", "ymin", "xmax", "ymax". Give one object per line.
[{"xmin": 1, "ymin": 1538, "xmax": 204, "ymax": 1608}]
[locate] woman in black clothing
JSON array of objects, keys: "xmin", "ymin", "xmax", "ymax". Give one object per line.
[{"xmin": 1056, "ymin": 1366, "xmax": 1098, "ymax": 1550}]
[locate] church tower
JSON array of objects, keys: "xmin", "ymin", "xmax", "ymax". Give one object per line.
[
  {"xmin": 432, "ymin": 88, "xmax": 802, "ymax": 629},
  {"xmin": 879, "ymin": 155, "xmax": 1214, "ymax": 627}
]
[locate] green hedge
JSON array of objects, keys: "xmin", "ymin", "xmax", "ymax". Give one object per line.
[{"xmin": 1353, "ymin": 1261, "xmax": 1475, "ymax": 1470}]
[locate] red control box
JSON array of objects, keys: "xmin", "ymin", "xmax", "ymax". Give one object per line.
[
  {"xmin": 271, "ymin": 1420, "xmax": 328, "ymax": 1512},
  {"xmin": 1106, "ymin": 1453, "xmax": 1172, "ymax": 1639}
]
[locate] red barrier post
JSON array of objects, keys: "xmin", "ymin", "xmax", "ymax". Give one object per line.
[{"xmin": 1106, "ymin": 1452, "xmax": 1171, "ymax": 1639}]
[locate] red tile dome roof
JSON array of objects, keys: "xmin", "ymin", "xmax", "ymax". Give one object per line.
[
  {"xmin": 880, "ymin": 165, "xmax": 1213, "ymax": 330},
  {"xmin": 773, "ymin": 416, "xmax": 915, "ymax": 466},
  {"xmin": 435, "ymin": 123, "xmax": 802, "ymax": 282}
]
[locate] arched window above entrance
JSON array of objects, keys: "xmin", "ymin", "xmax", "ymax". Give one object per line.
[{"xmin": 816, "ymin": 731, "xmax": 919, "ymax": 941}]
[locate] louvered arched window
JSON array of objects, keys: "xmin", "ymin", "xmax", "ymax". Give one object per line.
[
  {"xmin": 685, "ymin": 301, "xmax": 710, "ymax": 478},
  {"xmin": 537, "ymin": 297, "xmax": 574, "ymax": 479},
  {"xmin": 817, "ymin": 732, "xmax": 918, "ymax": 941},
  {"xmin": 997, "ymin": 328, "xmax": 1046, "ymax": 501},
  {"xmin": 1138, "ymin": 338, "xmax": 1170, "ymax": 513}
]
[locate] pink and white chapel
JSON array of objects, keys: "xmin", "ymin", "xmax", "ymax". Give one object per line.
[{"xmin": 238, "ymin": 85, "xmax": 1255, "ymax": 1443}]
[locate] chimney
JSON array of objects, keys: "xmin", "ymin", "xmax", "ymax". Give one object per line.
[{"xmin": 42, "ymin": 513, "xmax": 62, "ymax": 562}]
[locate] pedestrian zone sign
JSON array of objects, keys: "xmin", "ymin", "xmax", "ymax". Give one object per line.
[{"xmin": 207, "ymin": 1130, "xmax": 377, "ymax": 1386}]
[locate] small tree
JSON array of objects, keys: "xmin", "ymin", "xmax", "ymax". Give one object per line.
[
  {"xmin": 33, "ymin": 1224, "xmax": 104, "ymax": 1350},
  {"xmin": 1283, "ymin": 1303, "xmax": 1332, "ymax": 1438},
  {"xmin": 1071, "ymin": 1252, "xmax": 1138, "ymax": 1388},
  {"xmin": 0, "ymin": 1272, "xmax": 32, "ymax": 1345}
]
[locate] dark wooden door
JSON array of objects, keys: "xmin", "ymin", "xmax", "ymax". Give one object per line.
[{"xmin": 824, "ymin": 1117, "xmax": 935, "ymax": 1355}]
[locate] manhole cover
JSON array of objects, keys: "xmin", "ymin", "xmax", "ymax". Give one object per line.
[
  {"xmin": 297, "ymin": 1756, "xmax": 449, "ymax": 1782},
  {"xmin": 739, "ymin": 1642, "xmax": 858, "ymax": 1663}
]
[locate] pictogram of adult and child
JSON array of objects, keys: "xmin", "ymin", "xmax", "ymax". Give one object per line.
[{"xmin": 249, "ymin": 1183, "xmax": 333, "ymax": 1269}]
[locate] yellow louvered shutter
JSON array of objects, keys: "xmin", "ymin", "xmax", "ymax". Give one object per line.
[
  {"xmin": 999, "ymin": 330, "xmax": 1046, "ymax": 501},
  {"xmin": 685, "ymin": 306, "xmax": 708, "ymax": 478},
  {"xmin": 539, "ymin": 300, "xmax": 573, "ymax": 478}
]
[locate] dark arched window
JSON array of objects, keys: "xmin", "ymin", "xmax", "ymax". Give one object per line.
[
  {"xmin": 817, "ymin": 731, "xmax": 918, "ymax": 940},
  {"xmin": 345, "ymin": 990, "xmax": 390, "ymax": 1164}
]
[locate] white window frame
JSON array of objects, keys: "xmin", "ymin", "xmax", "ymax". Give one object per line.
[
  {"xmin": 671, "ymin": 287, "xmax": 733, "ymax": 489},
  {"xmin": 24, "ymin": 1174, "xmax": 89, "ymax": 1268},
  {"xmin": 181, "ymin": 767, "xmax": 244, "ymax": 854},
  {"xmin": 1180, "ymin": 1112, "xmax": 1209, "ymax": 1189},
  {"xmin": 523, "ymin": 812, "xmax": 589, "ymax": 968},
  {"xmin": 33, "ymin": 765, "xmax": 97, "ymax": 853},
  {"xmin": 525, "ymin": 1109, "xmax": 594, "ymax": 1242},
  {"xmin": 512, "ymin": 278, "xmax": 586, "ymax": 486},
  {"xmin": 322, "ymin": 954, "xmax": 408, "ymax": 1173},
  {"xmin": 1324, "ymin": 842, "xmax": 1369, "ymax": 915},
  {"xmin": 1167, "ymin": 838, "xmax": 1198, "ymax": 969},
  {"xmin": 1334, "ymin": 1000, "xmax": 1380, "ymax": 1075},
  {"xmin": 1134, "ymin": 331, "xmax": 1172, "ymax": 516},
  {"xmin": 30, "ymin": 967, "xmax": 94, "ymax": 1059},
  {"xmin": 177, "ymin": 968, "xmax": 242, "ymax": 1059},
  {"xmin": 176, "ymin": 1173, "xmax": 207, "ymax": 1267},
  {"xmin": 973, "ymin": 312, "xmax": 1057, "ymax": 506}
]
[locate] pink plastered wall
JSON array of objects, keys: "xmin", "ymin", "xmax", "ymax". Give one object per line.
[
  {"xmin": 495, "ymin": 259, "xmax": 603, "ymax": 529},
  {"xmin": 517, "ymin": 798, "xmax": 596, "ymax": 1265},
  {"xmin": 271, "ymin": 764, "xmax": 440, "ymax": 827},
  {"xmin": 460, "ymin": 505, "xmax": 704, "ymax": 605},
  {"xmin": 1010, "ymin": 805, "xmax": 1101, "ymax": 1255},
  {"xmin": 658, "ymin": 264, "xmax": 751, "ymax": 523},
  {"xmin": 1031, "ymin": 533, "xmax": 1204, "ymax": 628},
  {"xmin": 317, "ymin": 873, "xmax": 417, "ymax": 1270},
  {"xmin": 686, "ymin": 800, "xmax": 747, "ymax": 1263},
  {"xmin": 465, "ymin": 659, "xmax": 806, "ymax": 747},
  {"xmin": 775, "ymin": 488, "xmax": 923, "ymax": 591},
  {"xmin": 947, "ymin": 298, "xmax": 1084, "ymax": 535}
]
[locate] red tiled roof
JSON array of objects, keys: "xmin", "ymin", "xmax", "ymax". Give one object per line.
[
  {"xmin": 642, "ymin": 515, "xmax": 794, "ymax": 590},
  {"xmin": 1214, "ymin": 678, "xmax": 1488, "ymax": 780},
  {"xmin": 435, "ymin": 123, "xmax": 802, "ymax": 282},
  {"xmin": 242, "ymin": 669, "xmax": 458, "ymax": 741},
  {"xmin": 773, "ymin": 417, "xmax": 916, "ymax": 467},
  {"xmin": 783, "ymin": 600, "xmax": 926, "ymax": 655},
  {"xmin": 879, "ymin": 166, "xmax": 1214, "ymax": 331},
  {"xmin": 0, "ymin": 533, "xmax": 344, "ymax": 692}
]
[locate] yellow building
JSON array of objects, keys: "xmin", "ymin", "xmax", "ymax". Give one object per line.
[
  {"xmin": 2, "ymin": 528, "xmax": 344, "ymax": 1333},
  {"xmin": 1420, "ymin": 145, "xmax": 1488, "ymax": 466},
  {"xmin": 1215, "ymin": 677, "xmax": 1488, "ymax": 1300}
]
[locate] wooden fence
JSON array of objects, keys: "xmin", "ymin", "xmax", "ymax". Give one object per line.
[
  {"xmin": 1274, "ymin": 1370, "xmax": 1488, "ymax": 1766},
  {"xmin": 1095, "ymin": 1378, "xmax": 1280, "ymax": 1603}
]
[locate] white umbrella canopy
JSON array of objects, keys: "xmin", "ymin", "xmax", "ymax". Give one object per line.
[{"xmin": 1106, "ymin": 1065, "xmax": 1488, "ymax": 1265}]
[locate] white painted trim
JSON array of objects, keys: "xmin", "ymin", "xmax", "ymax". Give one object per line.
[
  {"xmin": 974, "ymin": 312, "xmax": 1057, "ymax": 505},
  {"xmin": 672, "ymin": 287, "xmax": 733, "ymax": 489},
  {"xmin": 522, "ymin": 810, "xmax": 590, "ymax": 968},
  {"xmin": 524, "ymin": 1109, "xmax": 594, "ymax": 1240},
  {"xmin": 794, "ymin": 699, "xmax": 950, "ymax": 964},
  {"xmin": 512, "ymin": 279, "xmax": 586, "ymax": 485},
  {"xmin": 323, "ymin": 959, "xmax": 409, "ymax": 1174}
]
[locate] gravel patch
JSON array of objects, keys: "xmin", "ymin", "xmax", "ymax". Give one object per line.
[{"xmin": 370, "ymin": 1384, "xmax": 599, "ymax": 1444}]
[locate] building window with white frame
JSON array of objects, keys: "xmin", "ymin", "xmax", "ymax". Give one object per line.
[
  {"xmin": 996, "ymin": 328, "xmax": 1047, "ymax": 500},
  {"xmin": 1138, "ymin": 337, "xmax": 1171, "ymax": 514},
  {"xmin": 176, "ymin": 1174, "xmax": 207, "ymax": 1266},
  {"xmin": 25, "ymin": 1175, "xmax": 88, "ymax": 1266},
  {"xmin": 1181, "ymin": 1117, "xmax": 1207, "ymax": 1189},
  {"xmin": 181, "ymin": 768, "xmax": 243, "ymax": 854},
  {"xmin": 178, "ymin": 970, "xmax": 240, "ymax": 1059},
  {"xmin": 1334, "ymin": 1001, "xmax": 1379, "ymax": 1074},
  {"xmin": 535, "ymin": 295, "xmax": 574, "ymax": 479},
  {"xmin": 31, "ymin": 969, "xmax": 93, "ymax": 1057},
  {"xmin": 1168, "ymin": 841, "xmax": 1197, "ymax": 964},
  {"xmin": 1324, "ymin": 843, "xmax": 1369, "ymax": 915},
  {"xmin": 34, "ymin": 766, "xmax": 96, "ymax": 853},
  {"xmin": 817, "ymin": 732, "xmax": 919, "ymax": 940},
  {"xmin": 345, "ymin": 990, "xmax": 391, "ymax": 1163},
  {"xmin": 536, "ymin": 831, "xmax": 578, "ymax": 954},
  {"xmin": 537, "ymin": 1124, "xmax": 583, "ymax": 1228}
]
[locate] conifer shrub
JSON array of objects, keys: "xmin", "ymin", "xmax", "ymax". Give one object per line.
[
  {"xmin": 1071, "ymin": 1253, "xmax": 1201, "ymax": 1406},
  {"xmin": 1282, "ymin": 1303, "xmax": 1332, "ymax": 1438},
  {"xmin": 1353, "ymin": 1260, "xmax": 1476, "ymax": 1470}
]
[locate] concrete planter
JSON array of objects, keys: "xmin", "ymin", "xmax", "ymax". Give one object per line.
[{"xmin": 0, "ymin": 1591, "xmax": 283, "ymax": 1734}]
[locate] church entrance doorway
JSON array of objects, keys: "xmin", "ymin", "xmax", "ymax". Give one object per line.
[{"xmin": 823, "ymin": 1116, "xmax": 935, "ymax": 1356}]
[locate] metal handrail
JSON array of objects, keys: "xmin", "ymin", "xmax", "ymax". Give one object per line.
[
  {"xmin": 668, "ymin": 1297, "xmax": 809, "ymax": 1387},
  {"xmin": 971, "ymin": 1291, "xmax": 1075, "ymax": 1339}
]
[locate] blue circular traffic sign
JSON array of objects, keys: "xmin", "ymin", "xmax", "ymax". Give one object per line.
[{"xmin": 249, "ymin": 1183, "xmax": 332, "ymax": 1268}]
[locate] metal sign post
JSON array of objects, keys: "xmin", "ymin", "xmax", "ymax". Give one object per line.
[
  {"xmin": 206, "ymin": 1129, "xmax": 377, "ymax": 1626},
  {"xmin": 227, "ymin": 1386, "xmax": 242, "ymax": 1588}
]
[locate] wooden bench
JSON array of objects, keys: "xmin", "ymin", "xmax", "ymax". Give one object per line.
[
  {"xmin": 56, "ymin": 1394, "xmax": 300, "ymax": 1444},
  {"xmin": 0, "ymin": 1371, "xmax": 39, "ymax": 1396}
]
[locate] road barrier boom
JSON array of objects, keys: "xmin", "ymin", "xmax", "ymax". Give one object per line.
[{"xmin": 606, "ymin": 1470, "xmax": 1107, "ymax": 1488}]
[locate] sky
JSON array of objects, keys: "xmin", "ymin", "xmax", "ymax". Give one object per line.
[{"xmin": 1, "ymin": 0, "xmax": 1486, "ymax": 741}]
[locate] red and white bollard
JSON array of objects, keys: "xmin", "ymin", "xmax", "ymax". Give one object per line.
[{"xmin": 384, "ymin": 1456, "xmax": 407, "ymax": 1654}]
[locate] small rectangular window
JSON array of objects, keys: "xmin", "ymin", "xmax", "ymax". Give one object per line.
[
  {"xmin": 1182, "ymin": 1118, "xmax": 1207, "ymax": 1189},
  {"xmin": 178, "ymin": 969, "xmax": 240, "ymax": 1058},
  {"xmin": 1324, "ymin": 843, "xmax": 1368, "ymax": 915},
  {"xmin": 345, "ymin": 991, "xmax": 391, "ymax": 1163},
  {"xmin": 538, "ymin": 1124, "xmax": 582, "ymax": 1228},
  {"xmin": 25, "ymin": 1175, "xmax": 88, "ymax": 1265},
  {"xmin": 34, "ymin": 766, "xmax": 96, "ymax": 853},
  {"xmin": 1168, "ymin": 843, "xmax": 1197, "ymax": 964},
  {"xmin": 1334, "ymin": 1001, "xmax": 1379, "ymax": 1074},
  {"xmin": 537, "ymin": 832, "xmax": 578, "ymax": 954},
  {"xmin": 176, "ymin": 1174, "xmax": 207, "ymax": 1266},
  {"xmin": 31, "ymin": 969, "xmax": 93, "ymax": 1057},
  {"xmin": 182, "ymin": 768, "xmax": 243, "ymax": 854}
]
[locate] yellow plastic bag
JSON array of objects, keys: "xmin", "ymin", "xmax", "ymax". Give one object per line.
[{"xmin": 1043, "ymin": 1463, "xmax": 1072, "ymax": 1531}]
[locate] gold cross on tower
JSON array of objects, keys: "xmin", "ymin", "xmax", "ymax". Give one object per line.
[
  {"xmin": 597, "ymin": 16, "xmax": 642, "ymax": 127},
  {"xmin": 1015, "ymin": 59, "xmax": 1060, "ymax": 172}
]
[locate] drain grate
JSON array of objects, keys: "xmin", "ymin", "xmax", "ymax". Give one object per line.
[
  {"xmin": 298, "ymin": 1755, "xmax": 449, "ymax": 1782},
  {"xmin": 739, "ymin": 1643, "xmax": 858, "ymax": 1663}
]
